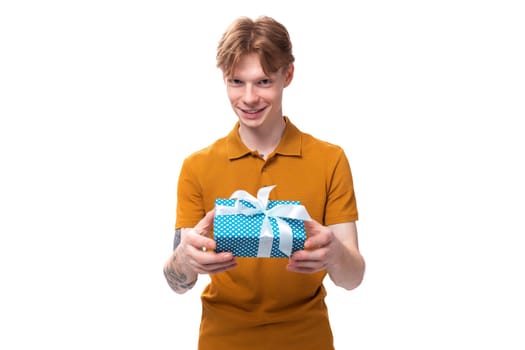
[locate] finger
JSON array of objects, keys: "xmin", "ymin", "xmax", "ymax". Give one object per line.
[
  {"xmin": 194, "ymin": 251, "xmax": 234, "ymax": 265},
  {"xmin": 190, "ymin": 234, "xmax": 216, "ymax": 252},
  {"xmin": 287, "ymin": 258, "xmax": 326, "ymax": 274},
  {"xmin": 191, "ymin": 252, "xmax": 236, "ymax": 273},
  {"xmin": 290, "ymin": 247, "xmax": 325, "ymax": 262},
  {"xmin": 195, "ymin": 259, "xmax": 237, "ymax": 274}
]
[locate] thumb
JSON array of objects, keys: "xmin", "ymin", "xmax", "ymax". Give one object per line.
[
  {"xmin": 303, "ymin": 219, "xmax": 323, "ymax": 237},
  {"xmin": 194, "ymin": 209, "xmax": 215, "ymax": 236},
  {"xmin": 303, "ymin": 219, "xmax": 325, "ymax": 250}
]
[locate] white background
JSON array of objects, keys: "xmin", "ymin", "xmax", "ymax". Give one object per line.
[{"xmin": 1, "ymin": 1, "xmax": 524, "ymax": 349}]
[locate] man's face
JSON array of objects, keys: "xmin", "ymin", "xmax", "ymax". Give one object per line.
[{"xmin": 224, "ymin": 53, "xmax": 293, "ymax": 130}]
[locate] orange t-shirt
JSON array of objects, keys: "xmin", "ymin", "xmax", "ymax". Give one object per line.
[{"xmin": 176, "ymin": 117, "xmax": 358, "ymax": 350}]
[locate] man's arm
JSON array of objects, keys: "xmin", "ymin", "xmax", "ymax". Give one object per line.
[
  {"xmin": 163, "ymin": 211, "xmax": 237, "ymax": 294},
  {"xmin": 287, "ymin": 221, "xmax": 365, "ymax": 290},
  {"xmin": 163, "ymin": 229, "xmax": 198, "ymax": 294},
  {"xmin": 173, "ymin": 228, "xmax": 182, "ymax": 250},
  {"xmin": 326, "ymin": 222, "xmax": 365, "ymax": 290}
]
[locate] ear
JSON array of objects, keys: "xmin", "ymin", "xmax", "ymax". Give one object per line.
[{"xmin": 283, "ymin": 63, "xmax": 294, "ymax": 87}]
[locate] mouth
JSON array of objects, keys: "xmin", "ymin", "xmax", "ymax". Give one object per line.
[{"xmin": 239, "ymin": 106, "xmax": 266, "ymax": 117}]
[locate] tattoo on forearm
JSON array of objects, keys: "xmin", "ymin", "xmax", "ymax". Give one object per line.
[
  {"xmin": 164, "ymin": 253, "xmax": 197, "ymax": 292},
  {"xmin": 165, "ymin": 232, "xmax": 196, "ymax": 292},
  {"xmin": 173, "ymin": 228, "xmax": 182, "ymax": 250}
]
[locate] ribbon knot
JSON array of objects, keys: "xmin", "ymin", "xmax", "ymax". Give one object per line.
[{"xmin": 215, "ymin": 185, "xmax": 312, "ymax": 257}]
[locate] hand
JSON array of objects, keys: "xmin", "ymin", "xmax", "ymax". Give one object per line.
[
  {"xmin": 287, "ymin": 219, "xmax": 342, "ymax": 274},
  {"xmin": 176, "ymin": 210, "xmax": 237, "ymax": 275}
]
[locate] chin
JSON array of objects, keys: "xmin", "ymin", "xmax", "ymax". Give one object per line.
[
  {"xmin": 237, "ymin": 111, "xmax": 265, "ymax": 125},
  {"xmin": 239, "ymin": 117, "xmax": 264, "ymax": 129}
]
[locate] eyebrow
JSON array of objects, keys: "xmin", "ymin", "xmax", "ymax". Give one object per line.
[{"xmin": 229, "ymin": 75, "xmax": 271, "ymax": 82}]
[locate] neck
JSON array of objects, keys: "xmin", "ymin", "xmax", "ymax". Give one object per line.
[{"xmin": 238, "ymin": 117, "xmax": 286, "ymax": 156}]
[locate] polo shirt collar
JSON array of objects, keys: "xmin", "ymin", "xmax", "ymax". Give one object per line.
[{"xmin": 226, "ymin": 116, "xmax": 302, "ymax": 160}]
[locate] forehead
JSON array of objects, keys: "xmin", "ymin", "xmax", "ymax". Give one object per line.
[
  {"xmin": 230, "ymin": 53, "xmax": 282, "ymax": 80},
  {"xmin": 231, "ymin": 53, "xmax": 265, "ymax": 77}
]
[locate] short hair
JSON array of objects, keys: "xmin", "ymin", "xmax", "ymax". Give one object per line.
[{"xmin": 216, "ymin": 16, "xmax": 295, "ymax": 77}]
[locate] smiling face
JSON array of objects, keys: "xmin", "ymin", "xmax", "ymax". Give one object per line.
[{"xmin": 225, "ymin": 53, "xmax": 294, "ymax": 131}]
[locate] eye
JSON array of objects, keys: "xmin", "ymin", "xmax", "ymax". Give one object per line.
[
  {"xmin": 258, "ymin": 79, "xmax": 271, "ymax": 86},
  {"xmin": 227, "ymin": 79, "xmax": 243, "ymax": 86}
]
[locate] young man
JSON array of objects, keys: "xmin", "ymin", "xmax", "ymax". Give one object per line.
[{"xmin": 164, "ymin": 16, "xmax": 365, "ymax": 349}]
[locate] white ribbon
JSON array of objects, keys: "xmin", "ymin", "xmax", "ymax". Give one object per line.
[{"xmin": 215, "ymin": 185, "xmax": 312, "ymax": 257}]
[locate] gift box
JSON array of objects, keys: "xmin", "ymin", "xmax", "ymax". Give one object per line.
[{"xmin": 213, "ymin": 185, "xmax": 312, "ymax": 258}]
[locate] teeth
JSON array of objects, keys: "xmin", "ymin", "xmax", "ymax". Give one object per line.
[{"xmin": 241, "ymin": 107, "xmax": 263, "ymax": 113}]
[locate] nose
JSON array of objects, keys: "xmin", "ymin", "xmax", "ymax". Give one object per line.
[{"xmin": 242, "ymin": 84, "xmax": 259, "ymax": 105}]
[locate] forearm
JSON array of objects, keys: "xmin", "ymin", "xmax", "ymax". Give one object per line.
[
  {"xmin": 328, "ymin": 248, "xmax": 365, "ymax": 290},
  {"xmin": 163, "ymin": 229, "xmax": 198, "ymax": 294},
  {"xmin": 327, "ymin": 222, "xmax": 365, "ymax": 290},
  {"xmin": 163, "ymin": 249, "xmax": 198, "ymax": 294}
]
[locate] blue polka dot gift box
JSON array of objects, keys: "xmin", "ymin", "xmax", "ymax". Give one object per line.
[{"xmin": 213, "ymin": 185, "xmax": 312, "ymax": 258}]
